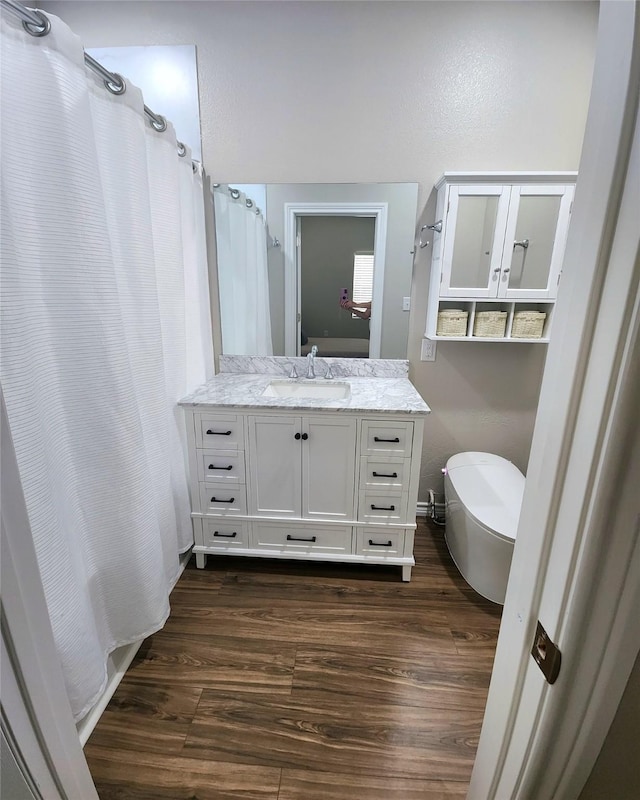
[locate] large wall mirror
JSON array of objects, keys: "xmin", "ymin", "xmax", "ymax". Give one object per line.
[{"xmin": 213, "ymin": 183, "xmax": 419, "ymax": 359}]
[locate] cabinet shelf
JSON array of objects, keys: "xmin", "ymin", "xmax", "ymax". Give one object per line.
[{"xmin": 425, "ymin": 299, "xmax": 555, "ymax": 342}]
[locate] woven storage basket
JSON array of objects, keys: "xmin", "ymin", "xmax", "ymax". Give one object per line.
[
  {"xmin": 473, "ymin": 310, "xmax": 507, "ymax": 338},
  {"xmin": 436, "ymin": 309, "xmax": 468, "ymax": 337},
  {"xmin": 511, "ymin": 310, "xmax": 547, "ymax": 339}
]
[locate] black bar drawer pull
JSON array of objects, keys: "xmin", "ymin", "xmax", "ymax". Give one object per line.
[
  {"xmin": 369, "ymin": 539, "xmax": 393, "ymax": 547},
  {"xmin": 372, "ymin": 471, "xmax": 398, "ymax": 478},
  {"xmin": 206, "ymin": 429, "xmax": 232, "ymax": 436},
  {"xmin": 371, "ymin": 504, "xmax": 395, "ymax": 511},
  {"xmin": 208, "ymin": 464, "xmax": 233, "ymax": 471},
  {"xmin": 210, "ymin": 496, "xmax": 235, "ymax": 504},
  {"xmin": 213, "ymin": 531, "xmax": 237, "ymax": 538},
  {"xmin": 374, "ymin": 436, "xmax": 400, "ymax": 443},
  {"xmin": 286, "ymin": 534, "xmax": 317, "ymax": 543}
]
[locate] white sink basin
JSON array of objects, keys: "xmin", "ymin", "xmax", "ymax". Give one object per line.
[{"xmin": 262, "ymin": 379, "xmax": 351, "ymax": 400}]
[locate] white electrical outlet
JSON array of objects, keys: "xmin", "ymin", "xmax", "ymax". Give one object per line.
[
  {"xmin": 421, "ymin": 338, "xmax": 437, "ymax": 361},
  {"xmin": 402, "ymin": 296, "xmax": 411, "ymax": 311}
]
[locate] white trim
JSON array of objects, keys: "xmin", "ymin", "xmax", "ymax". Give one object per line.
[
  {"xmin": 435, "ymin": 171, "xmax": 578, "ymax": 189},
  {"xmin": 469, "ymin": 3, "xmax": 640, "ymax": 797},
  {"xmin": 1, "ymin": 392, "xmax": 99, "ymax": 799},
  {"xmin": 284, "ymin": 202, "xmax": 388, "ymax": 358}
]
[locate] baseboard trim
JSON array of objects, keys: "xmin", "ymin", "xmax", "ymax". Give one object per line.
[{"xmin": 77, "ymin": 549, "xmax": 192, "ymax": 746}]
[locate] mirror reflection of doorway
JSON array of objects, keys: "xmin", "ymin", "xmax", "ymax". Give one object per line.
[{"xmin": 299, "ymin": 215, "xmax": 376, "ymax": 358}]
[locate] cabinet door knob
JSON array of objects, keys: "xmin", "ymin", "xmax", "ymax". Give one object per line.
[
  {"xmin": 294, "ymin": 432, "xmax": 301, "ymax": 440},
  {"xmin": 301, "ymin": 433, "xmax": 309, "ymax": 440}
]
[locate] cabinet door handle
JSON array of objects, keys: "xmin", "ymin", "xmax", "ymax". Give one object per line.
[
  {"xmin": 208, "ymin": 464, "xmax": 233, "ymax": 471},
  {"xmin": 294, "ymin": 432, "xmax": 301, "ymax": 440},
  {"xmin": 206, "ymin": 429, "xmax": 232, "ymax": 436},
  {"xmin": 286, "ymin": 534, "xmax": 317, "ymax": 542},
  {"xmin": 369, "ymin": 539, "xmax": 393, "ymax": 547},
  {"xmin": 301, "ymin": 433, "xmax": 308, "ymax": 440},
  {"xmin": 372, "ymin": 471, "xmax": 398, "ymax": 478},
  {"xmin": 213, "ymin": 531, "xmax": 237, "ymax": 538},
  {"xmin": 374, "ymin": 436, "xmax": 400, "ymax": 443},
  {"xmin": 210, "ymin": 496, "xmax": 235, "ymax": 504},
  {"xmin": 371, "ymin": 504, "xmax": 395, "ymax": 511}
]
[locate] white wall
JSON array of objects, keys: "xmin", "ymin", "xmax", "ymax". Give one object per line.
[{"xmin": 41, "ymin": 0, "xmax": 599, "ymax": 495}]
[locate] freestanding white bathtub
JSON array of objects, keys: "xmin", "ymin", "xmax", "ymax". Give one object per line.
[{"xmin": 443, "ymin": 451, "xmax": 525, "ymax": 605}]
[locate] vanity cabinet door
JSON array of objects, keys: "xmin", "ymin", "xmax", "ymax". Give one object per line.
[
  {"xmin": 497, "ymin": 184, "xmax": 574, "ymax": 300},
  {"xmin": 248, "ymin": 416, "xmax": 302, "ymax": 517},
  {"xmin": 248, "ymin": 414, "xmax": 357, "ymax": 521},
  {"xmin": 301, "ymin": 416, "xmax": 356, "ymax": 521},
  {"xmin": 440, "ymin": 185, "xmax": 511, "ymax": 298}
]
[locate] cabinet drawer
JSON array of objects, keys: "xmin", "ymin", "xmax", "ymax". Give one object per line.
[
  {"xmin": 199, "ymin": 482, "xmax": 247, "ymax": 516},
  {"xmin": 196, "ymin": 414, "xmax": 244, "ymax": 449},
  {"xmin": 197, "ymin": 449, "xmax": 246, "ymax": 484},
  {"xmin": 360, "ymin": 421, "xmax": 413, "ymax": 457},
  {"xmin": 200, "ymin": 519, "xmax": 249, "ymax": 549},
  {"xmin": 252, "ymin": 522, "xmax": 353, "ymax": 554},
  {"xmin": 359, "ymin": 457, "xmax": 409, "ymax": 492},
  {"xmin": 358, "ymin": 491, "xmax": 408, "ymax": 524},
  {"xmin": 355, "ymin": 528, "xmax": 406, "ymax": 557}
]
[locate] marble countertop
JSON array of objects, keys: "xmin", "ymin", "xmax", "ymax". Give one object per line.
[{"xmin": 179, "ymin": 372, "xmax": 430, "ymax": 415}]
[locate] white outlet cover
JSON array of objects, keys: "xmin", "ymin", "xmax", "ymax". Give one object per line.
[{"xmin": 421, "ymin": 339, "xmax": 437, "ymax": 361}]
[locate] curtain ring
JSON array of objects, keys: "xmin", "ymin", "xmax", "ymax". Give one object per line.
[
  {"xmin": 23, "ymin": 9, "xmax": 51, "ymax": 37},
  {"xmin": 104, "ymin": 73, "xmax": 126, "ymax": 95},
  {"xmin": 245, "ymin": 199, "xmax": 253, "ymax": 208},
  {"xmin": 150, "ymin": 114, "xmax": 167, "ymax": 133},
  {"xmin": 192, "ymin": 162, "xmax": 198, "ymax": 174},
  {"xmin": 229, "ymin": 188, "xmax": 240, "ymax": 200},
  {"xmin": 177, "ymin": 141, "xmax": 187, "ymax": 157}
]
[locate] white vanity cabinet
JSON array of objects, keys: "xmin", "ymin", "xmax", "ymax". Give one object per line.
[
  {"xmin": 184, "ymin": 407, "xmax": 424, "ymax": 581},
  {"xmin": 425, "ymin": 172, "xmax": 577, "ymax": 342}
]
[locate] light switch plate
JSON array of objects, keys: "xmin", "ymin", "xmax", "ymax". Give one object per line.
[
  {"xmin": 402, "ymin": 296, "xmax": 411, "ymax": 311},
  {"xmin": 421, "ymin": 339, "xmax": 436, "ymax": 361}
]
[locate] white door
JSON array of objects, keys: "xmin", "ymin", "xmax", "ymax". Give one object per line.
[
  {"xmin": 440, "ymin": 184, "xmax": 511, "ymax": 298},
  {"xmin": 248, "ymin": 415, "xmax": 301, "ymax": 517},
  {"xmin": 469, "ymin": 3, "xmax": 640, "ymax": 796},
  {"xmin": 498, "ymin": 184, "xmax": 574, "ymax": 300},
  {"xmin": 301, "ymin": 415, "xmax": 357, "ymax": 520}
]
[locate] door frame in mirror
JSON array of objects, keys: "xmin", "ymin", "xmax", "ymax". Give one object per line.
[{"xmin": 284, "ymin": 202, "xmax": 388, "ymax": 358}]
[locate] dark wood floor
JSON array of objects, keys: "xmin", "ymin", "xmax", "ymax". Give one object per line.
[{"xmin": 85, "ymin": 519, "xmax": 502, "ymax": 799}]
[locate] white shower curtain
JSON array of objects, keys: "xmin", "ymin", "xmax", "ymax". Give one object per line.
[
  {"xmin": 0, "ymin": 11, "xmax": 213, "ymax": 720},
  {"xmin": 214, "ymin": 185, "xmax": 273, "ymax": 355}
]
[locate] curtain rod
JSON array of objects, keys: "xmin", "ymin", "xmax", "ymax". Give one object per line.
[{"xmin": 1, "ymin": 0, "xmax": 189, "ymax": 158}]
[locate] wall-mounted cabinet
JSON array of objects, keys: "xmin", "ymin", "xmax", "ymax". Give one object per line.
[{"xmin": 425, "ymin": 172, "xmax": 577, "ymax": 342}]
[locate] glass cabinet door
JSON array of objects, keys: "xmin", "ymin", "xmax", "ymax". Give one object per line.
[
  {"xmin": 440, "ymin": 185, "xmax": 511, "ymax": 297},
  {"xmin": 498, "ymin": 185, "xmax": 574, "ymax": 299}
]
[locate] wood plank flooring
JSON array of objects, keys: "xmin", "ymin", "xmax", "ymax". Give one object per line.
[{"xmin": 85, "ymin": 519, "xmax": 502, "ymax": 799}]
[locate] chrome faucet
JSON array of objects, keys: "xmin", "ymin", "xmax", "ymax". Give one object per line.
[{"xmin": 306, "ymin": 345, "xmax": 318, "ymax": 378}]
